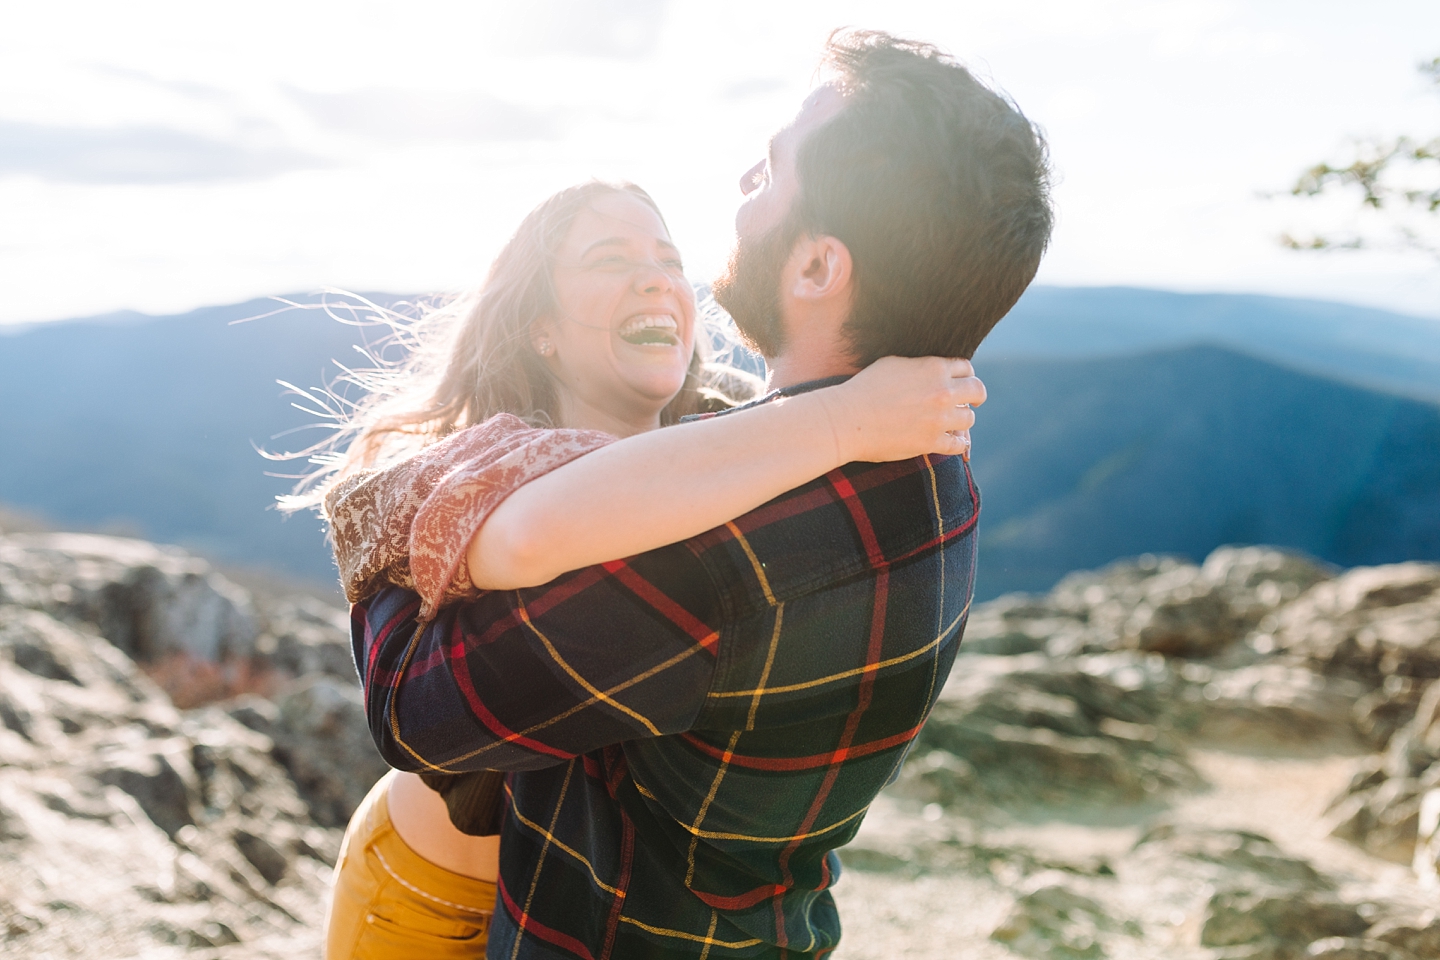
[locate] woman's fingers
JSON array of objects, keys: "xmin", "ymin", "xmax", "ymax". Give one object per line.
[
  {"xmin": 946, "ymin": 358, "xmax": 975, "ymax": 380},
  {"xmin": 950, "ymin": 374, "xmax": 986, "ymax": 407},
  {"xmin": 941, "ymin": 430, "xmax": 972, "ymax": 461}
]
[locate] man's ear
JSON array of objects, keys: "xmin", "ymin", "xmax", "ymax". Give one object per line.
[{"xmin": 787, "ymin": 234, "xmax": 853, "ymax": 304}]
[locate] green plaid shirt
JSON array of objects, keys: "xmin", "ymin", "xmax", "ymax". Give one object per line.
[{"xmin": 354, "ymin": 386, "xmax": 980, "ymax": 959}]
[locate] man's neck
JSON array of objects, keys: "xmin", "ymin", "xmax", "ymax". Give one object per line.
[{"xmin": 765, "ymin": 345, "xmax": 862, "ymax": 391}]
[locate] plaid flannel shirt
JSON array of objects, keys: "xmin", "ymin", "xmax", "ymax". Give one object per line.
[{"xmin": 353, "ymin": 382, "xmax": 981, "ymax": 959}]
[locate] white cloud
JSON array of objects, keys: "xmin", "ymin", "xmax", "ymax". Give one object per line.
[{"xmin": 1, "ymin": 0, "xmax": 1438, "ymax": 323}]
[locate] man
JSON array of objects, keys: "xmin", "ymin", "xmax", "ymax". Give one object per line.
[{"xmin": 356, "ymin": 30, "xmax": 1051, "ymax": 959}]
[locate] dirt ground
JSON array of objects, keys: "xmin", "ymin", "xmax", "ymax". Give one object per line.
[{"xmin": 832, "ymin": 744, "xmax": 1433, "ymax": 960}]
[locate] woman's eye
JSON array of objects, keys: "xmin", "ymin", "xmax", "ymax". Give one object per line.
[{"xmin": 665, "ymin": 259, "xmax": 685, "ymax": 271}]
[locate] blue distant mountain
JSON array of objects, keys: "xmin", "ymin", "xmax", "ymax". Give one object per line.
[
  {"xmin": 980, "ymin": 286, "xmax": 1440, "ymax": 402},
  {"xmin": 968, "ymin": 343, "xmax": 1440, "ymax": 598},
  {"xmin": 0, "ymin": 295, "xmax": 380, "ymax": 582},
  {"xmin": 1, "ymin": 287, "xmax": 1436, "ymax": 598}
]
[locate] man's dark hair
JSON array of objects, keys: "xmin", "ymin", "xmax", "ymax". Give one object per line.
[{"xmin": 797, "ymin": 30, "xmax": 1053, "ymax": 363}]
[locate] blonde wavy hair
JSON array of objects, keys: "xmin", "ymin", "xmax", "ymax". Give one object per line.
[{"xmin": 277, "ymin": 181, "xmax": 761, "ymax": 512}]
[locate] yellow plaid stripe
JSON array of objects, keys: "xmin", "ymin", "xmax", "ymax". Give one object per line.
[{"xmin": 706, "ymin": 600, "xmax": 970, "ymax": 699}]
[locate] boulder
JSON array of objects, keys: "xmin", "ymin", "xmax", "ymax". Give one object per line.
[
  {"xmin": 252, "ymin": 596, "xmax": 356, "ymax": 681},
  {"xmin": 1367, "ymin": 916, "xmax": 1440, "ymax": 959},
  {"xmin": 978, "ymin": 547, "xmax": 1334, "ymax": 662},
  {"xmin": 1121, "ymin": 576, "xmax": 1239, "ymax": 658},
  {"xmin": 0, "ymin": 602, "xmax": 337, "ymax": 958},
  {"xmin": 990, "ymin": 882, "xmax": 1111, "ymax": 960},
  {"xmin": 1200, "ymin": 889, "xmax": 1368, "ymax": 949},
  {"xmin": 1131, "ymin": 825, "xmax": 1331, "ymax": 892},
  {"xmin": 1353, "ymin": 678, "xmax": 1429, "ymax": 750},
  {"xmin": 1200, "ymin": 545, "xmax": 1336, "ymax": 626},
  {"xmin": 1303, "ymin": 938, "xmax": 1417, "ymax": 960},
  {"xmin": 1413, "ymin": 789, "xmax": 1440, "ymax": 885},
  {"xmin": 0, "ymin": 533, "xmax": 258, "ymax": 665},
  {"xmin": 1327, "ymin": 775, "xmax": 1428, "ymax": 865},
  {"xmin": 1383, "ymin": 680, "xmax": 1440, "ymax": 779},
  {"xmin": 1270, "ymin": 563, "xmax": 1440, "ymax": 684},
  {"xmin": 896, "ymin": 654, "xmax": 1195, "ymax": 808},
  {"xmin": 89, "ymin": 739, "xmax": 200, "ymax": 838},
  {"xmin": 1184, "ymin": 663, "xmax": 1364, "ymax": 746},
  {"xmin": 261, "ymin": 675, "xmax": 388, "ymax": 827}
]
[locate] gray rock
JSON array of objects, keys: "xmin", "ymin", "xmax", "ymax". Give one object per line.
[
  {"xmin": 89, "ymin": 740, "xmax": 199, "ymax": 838},
  {"xmin": 1200, "ymin": 889, "xmax": 1367, "ymax": 949},
  {"xmin": 252, "ymin": 596, "xmax": 356, "ymax": 681},
  {"xmin": 1271, "ymin": 563, "xmax": 1440, "ymax": 684},
  {"xmin": 269, "ymin": 675, "xmax": 388, "ymax": 827},
  {"xmin": 1123, "ymin": 574, "xmax": 1240, "ymax": 658},
  {"xmin": 233, "ymin": 827, "xmax": 289, "ymax": 885},
  {"xmin": 1412, "ymin": 788, "xmax": 1440, "ymax": 884},
  {"xmin": 0, "ymin": 602, "xmax": 340, "ymax": 958},
  {"xmin": 896, "ymin": 655, "xmax": 1195, "ymax": 807},
  {"xmin": 1367, "ymin": 916, "xmax": 1440, "ymax": 959},
  {"xmin": 1354, "ymin": 678, "xmax": 1428, "ymax": 750},
  {"xmin": 1201, "ymin": 546, "xmax": 1335, "ymax": 626},
  {"xmin": 990, "ymin": 883, "xmax": 1110, "ymax": 959},
  {"xmin": 1304, "ymin": 937, "xmax": 1417, "ymax": 960},
  {"xmin": 1186, "ymin": 664, "xmax": 1364, "ymax": 747},
  {"xmin": 1383, "ymin": 680, "xmax": 1440, "ymax": 778},
  {"xmin": 972, "ymin": 547, "xmax": 1333, "ymax": 663},
  {"xmin": 1132, "ymin": 825, "xmax": 1331, "ymax": 892},
  {"xmin": 0, "ymin": 533, "xmax": 258, "ymax": 665},
  {"xmin": 1327, "ymin": 778, "xmax": 1426, "ymax": 864}
]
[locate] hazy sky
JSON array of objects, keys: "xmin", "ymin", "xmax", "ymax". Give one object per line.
[{"xmin": 3, "ymin": 0, "xmax": 1439, "ymax": 325}]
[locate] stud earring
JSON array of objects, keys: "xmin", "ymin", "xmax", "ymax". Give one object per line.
[{"xmin": 538, "ymin": 341, "xmax": 553, "ymax": 356}]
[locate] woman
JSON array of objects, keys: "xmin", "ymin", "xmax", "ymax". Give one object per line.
[{"xmin": 308, "ymin": 181, "xmax": 984, "ymax": 958}]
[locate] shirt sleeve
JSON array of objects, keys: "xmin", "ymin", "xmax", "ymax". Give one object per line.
[
  {"xmin": 353, "ymin": 538, "xmax": 728, "ymax": 773},
  {"xmin": 324, "ymin": 414, "xmax": 612, "ymax": 620}
]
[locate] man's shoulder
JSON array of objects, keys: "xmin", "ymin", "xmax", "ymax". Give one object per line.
[{"xmin": 686, "ymin": 454, "xmax": 978, "ymax": 617}]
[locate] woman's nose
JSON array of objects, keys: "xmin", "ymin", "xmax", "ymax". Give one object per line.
[{"xmin": 633, "ymin": 262, "xmax": 673, "ymax": 295}]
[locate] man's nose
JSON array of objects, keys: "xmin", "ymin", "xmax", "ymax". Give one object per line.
[{"xmin": 739, "ymin": 159, "xmax": 765, "ymax": 196}]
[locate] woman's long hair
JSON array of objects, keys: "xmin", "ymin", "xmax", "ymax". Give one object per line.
[{"xmin": 278, "ymin": 181, "xmax": 760, "ymax": 512}]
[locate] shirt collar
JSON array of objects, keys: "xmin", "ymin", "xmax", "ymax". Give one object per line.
[{"xmin": 681, "ymin": 375, "xmax": 853, "ymax": 422}]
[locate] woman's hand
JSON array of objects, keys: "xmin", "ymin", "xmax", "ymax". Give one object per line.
[{"xmin": 817, "ymin": 356, "xmax": 986, "ymax": 463}]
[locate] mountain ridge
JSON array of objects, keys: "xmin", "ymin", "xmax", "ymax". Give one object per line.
[{"xmin": 2, "ymin": 288, "xmax": 1436, "ymax": 599}]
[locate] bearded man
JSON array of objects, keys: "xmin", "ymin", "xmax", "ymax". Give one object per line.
[{"xmin": 355, "ymin": 29, "xmax": 1052, "ymax": 959}]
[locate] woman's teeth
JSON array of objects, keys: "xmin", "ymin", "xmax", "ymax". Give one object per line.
[{"xmin": 618, "ymin": 315, "xmax": 679, "ymax": 346}]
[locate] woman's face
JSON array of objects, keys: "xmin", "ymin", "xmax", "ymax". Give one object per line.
[{"xmin": 537, "ymin": 192, "xmax": 697, "ymax": 432}]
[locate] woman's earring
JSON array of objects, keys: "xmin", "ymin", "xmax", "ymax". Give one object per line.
[{"xmin": 538, "ymin": 341, "xmax": 553, "ymax": 356}]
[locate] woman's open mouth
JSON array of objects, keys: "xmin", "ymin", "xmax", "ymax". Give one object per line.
[{"xmin": 618, "ymin": 314, "xmax": 680, "ymax": 347}]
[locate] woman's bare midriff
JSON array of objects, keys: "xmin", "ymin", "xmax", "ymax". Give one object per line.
[{"xmin": 386, "ymin": 771, "xmax": 501, "ymax": 882}]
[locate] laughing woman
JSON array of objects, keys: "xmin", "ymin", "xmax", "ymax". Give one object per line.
[{"xmin": 305, "ymin": 181, "xmax": 984, "ymax": 958}]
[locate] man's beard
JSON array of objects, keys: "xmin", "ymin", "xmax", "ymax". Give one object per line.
[{"xmin": 711, "ymin": 214, "xmax": 801, "ymax": 360}]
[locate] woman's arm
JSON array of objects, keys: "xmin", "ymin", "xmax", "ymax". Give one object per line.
[{"xmin": 467, "ymin": 356, "xmax": 984, "ymax": 590}]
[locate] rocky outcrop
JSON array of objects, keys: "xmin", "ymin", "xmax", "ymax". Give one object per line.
[
  {"xmin": 842, "ymin": 547, "xmax": 1440, "ymax": 960},
  {"xmin": 5, "ymin": 531, "xmax": 1440, "ymax": 959},
  {"xmin": 0, "ymin": 533, "xmax": 258, "ymax": 666},
  {"xmin": 1269, "ymin": 563, "xmax": 1440, "ymax": 684},
  {"xmin": 0, "ymin": 531, "xmax": 378, "ymax": 958},
  {"xmin": 0, "ymin": 605, "xmax": 337, "ymax": 957}
]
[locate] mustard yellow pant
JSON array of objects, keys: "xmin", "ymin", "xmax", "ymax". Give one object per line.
[{"xmin": 325, "ymin": 771, "xmax": 496, "ymax": 959}]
